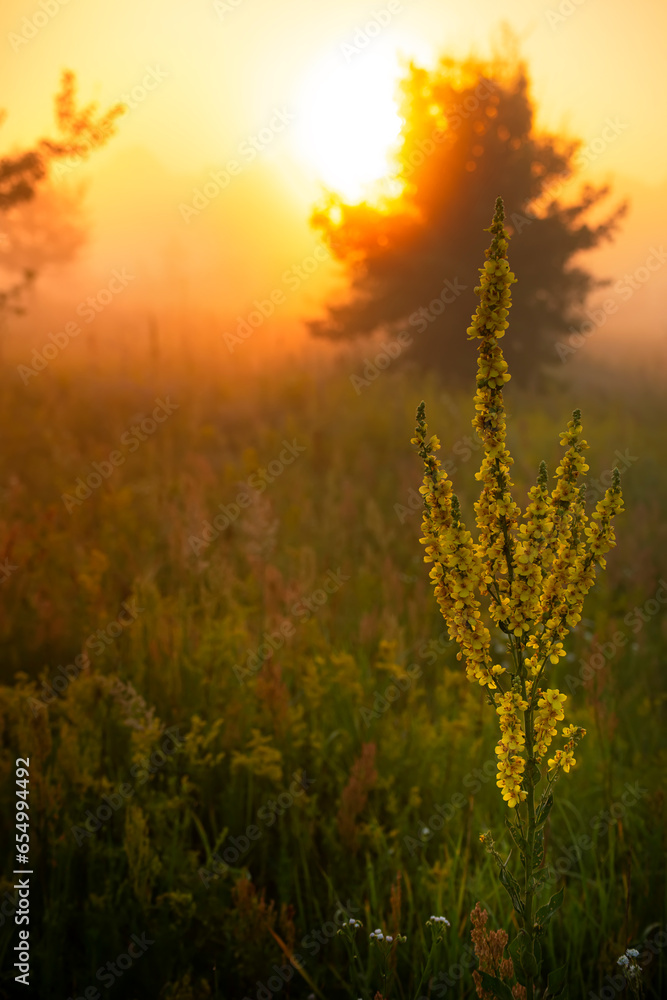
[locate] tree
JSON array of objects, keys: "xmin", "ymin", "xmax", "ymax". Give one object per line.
[
  {"xmin": 0, "ymin": 70, "xmax": 124, "ymax": 321},
  {"xmin": 309, "ymin": 42, "xmax": 627, "ymax": 385}
]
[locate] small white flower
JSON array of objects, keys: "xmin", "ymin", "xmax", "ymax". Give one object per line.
[
  {"xmin": 421, "ymin": 827, "xmax": 431, "ymax": 837},
  {"xmin": 617, "ymin": 954, "xmax": 629, "ymax": 967},
  {"xmin": 626, "ymin": 948, "xmax": 640, "ymax": 958},
  {"xmin": 386, "ymin": 935, "xmax": 393, "ymax": 943}
]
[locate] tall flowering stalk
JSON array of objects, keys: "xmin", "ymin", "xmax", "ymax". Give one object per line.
[{"xmin": 412, "ymin": 197, "xmax": 624, "ymax": 1000}]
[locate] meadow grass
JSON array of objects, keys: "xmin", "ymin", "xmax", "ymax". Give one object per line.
[{"xmin": 0, "ymin": 345, "xmax": 665, "ymax": 998}]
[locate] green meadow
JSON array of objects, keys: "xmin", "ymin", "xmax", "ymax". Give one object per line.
[{"xmin": 0, "ymin": 343, "xmax": 665, "ymax": 998}]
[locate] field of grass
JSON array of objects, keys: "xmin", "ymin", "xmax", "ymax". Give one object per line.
[{"xmin": 0, "ymin": 344, "xmax": 665, "ymax": 999}]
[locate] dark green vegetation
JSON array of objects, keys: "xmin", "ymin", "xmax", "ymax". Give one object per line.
[{"xmin": 0, "ymin": 351, "xmax": 665, "ymax": 998}]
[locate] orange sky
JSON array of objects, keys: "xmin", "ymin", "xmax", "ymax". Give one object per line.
[{"xmin": 1, "ymin": 0, "xmax": 666, "ymax": 353}]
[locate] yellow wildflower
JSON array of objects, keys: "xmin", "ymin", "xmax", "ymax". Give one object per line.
[{"xmin": 413, "ymin": 197, "xmax": 623, "ymax": 812}]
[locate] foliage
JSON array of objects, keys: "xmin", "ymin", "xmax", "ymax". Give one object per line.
[
  {"xmin": 0, "ymin": 339, "xmax": 665, "ymax": 997},
  {"xmin": 310, "ymin": 40, "xmax": 627, "ymax": 385},
  {"xmin": 0, "ymin": 71, "xmax": 124, "ymax": 320}
]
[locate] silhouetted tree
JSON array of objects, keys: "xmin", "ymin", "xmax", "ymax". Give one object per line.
[
  {"xmin": 0, "ymin": 70, "xmax": 124, "ymax": 320},
  {"xmin": 309, "ymin": 43, "xmax": 627, "ymax": 385}
]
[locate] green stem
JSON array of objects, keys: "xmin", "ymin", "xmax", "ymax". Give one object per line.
[
  {"xmin": 412, "ymin": 937, "xmax": 440, "ymax": 999},
  {"xmin": 522, "ymin": 687, "xmax": 537, "ymax": 1000},
  {"xmin": 515, "ymin": 636, "xmax": 537, "ymax": 1000}
]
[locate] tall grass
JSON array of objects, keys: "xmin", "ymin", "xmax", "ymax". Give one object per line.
[{"xmin": 0, "ymin": 346, "xmax": 665, "ymax": 998}]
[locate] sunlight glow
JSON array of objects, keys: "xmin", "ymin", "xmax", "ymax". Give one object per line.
[{"xmin": 294, "ymin": 48, "xmax": 407, "ymax": 204}]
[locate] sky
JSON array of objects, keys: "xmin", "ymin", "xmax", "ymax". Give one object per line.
[{"xmin": 1, "ymin": 0, "xmax": 666, "ymax": 354}]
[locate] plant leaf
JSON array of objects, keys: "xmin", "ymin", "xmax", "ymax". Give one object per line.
[
  {"xmin": 505, "ymin": 815, "xmax": 527, "ymax": 853},
  {"xmin": 507, "ymin": 932, "xmax": 527, "ymax": 987},
  {"xmin": 525, "ymin": 757, "xmax": 541, "ymax": 788},
  {"xmin": 536, "ymin": 792, "xmax": 554, "ymax": 829},
  {"xmin": 498, "ymin": 864, "xmax": 524, "ymax": 916},
  {"xmin": 477, "ymin": 970, "xmax": 516, "ymax": 1000},
  {"xmin": 535, "ymin": 887, "xmax": 564, "ymax": 931},
  {"xmin": 546, "ymin": 963, "xmax": 568, "ymax": 997},
  {"xmin": 530, "ymin": 867, "xmax": 557, "ymax": 891},
  {"xmin": 534, "ymin": 937, "xmax": 542, "ymax": 968},
  {"xmin": 520, "ymin": 937, "xmax": 539, "ymax": 978}
]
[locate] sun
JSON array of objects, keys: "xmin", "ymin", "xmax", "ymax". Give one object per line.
[{"xmin": 293, "ymin": 48, "xmax": 407, "ymax": 204}]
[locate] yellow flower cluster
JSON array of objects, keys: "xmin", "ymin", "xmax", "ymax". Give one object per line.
[
  {"xmin": 494, "ymin": 691, "xmax": 528, "ymax": 806},
  {"xmin": 468, "ymin": 213, "xmax": 520, "ymax": 627},
  {"xmin": 548, "ymin": 724, "xmax": 587, "ymax": 773},
  {"xmin": 415, "ymin": 416, "xmax": 504, "ymax": 691},
  {"xmin": 412, "ymin": 197, "xmax": 624, "ymax": 809},
  {"xmin": 533, "ymin": 688, "xmax": 567, "ymax": 759}
]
